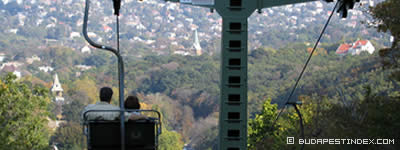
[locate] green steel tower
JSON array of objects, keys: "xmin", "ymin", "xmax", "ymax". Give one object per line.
[{"xmin": 161, "ymin": 0, "xmax": 316, "ymax": 149}]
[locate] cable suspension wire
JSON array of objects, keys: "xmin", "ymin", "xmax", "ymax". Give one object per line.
[
  {"xmin": 272, "ymin": 0, "xmax": 339, "ymax": 128},
  {"xmin": 117, "ymin": 16, "xmax": 120, "ymax": 53},
  {"xmin": 260, "ymin": 1, "xmax": 340, "ymax": 149}
]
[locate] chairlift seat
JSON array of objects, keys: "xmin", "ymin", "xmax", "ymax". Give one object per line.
[{"xmin": 88, "ymin": 120, "xmax": 156, "ymax": 150}]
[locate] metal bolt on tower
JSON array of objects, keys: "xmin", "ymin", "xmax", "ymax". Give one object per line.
[{"xmin": 160, "ymin": 0, "xmax": 316, "ymax": 149}]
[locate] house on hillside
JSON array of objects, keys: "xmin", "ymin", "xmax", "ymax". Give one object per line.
[
  {"xmin": 103, "ymin": 25, "xmax": 112, "ymax": 33},
  {"xmin": 69, "ymin": 32, "xmax": 81, "ymax": 39},
  {"xmin": 75, "ymin": 65, "xmax": 92, "ymax": 71},
  {"xmin": 336, "ymin": 40, "xmax": 375, "ymax": 56},
  {"xmin": 39, "ymin": 66, "xmax": 54, "ymax": 73},
  {"xmin": 26, "ymin": 55, "xmax": 41, "ymax": 64},
  {"xmin": 13, "ymin": 70, "xmax": 22, "ymax": 79},
  {"xmin": 1, "ymin": 65, "xmax": 16, "ymax": 73},
  {"xmin": 0, "ymin": 61, "xmax": 23, "ymax": 70},
  {"xmin": 173, "ymin": 50, "xmax": 191, "ymax": 56},
  {"xmin": 349, "ymin": 40, "xmax": 375, "ymax": 55},
  {"xmin": 0, "ymin": 53, "xmax": 6, "ymax": 62},
  {"xmin": 81, "ymin": 45, "xmax": 91, "ymax": 54},
  {"xmin": 336, "ymin": 43, "xmax": 352, "ymax": 56}
]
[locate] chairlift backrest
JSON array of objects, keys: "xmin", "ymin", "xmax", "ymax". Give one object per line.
[
  {"xmin": 83, "ymin": 110, "xmax": 162, "ymax": 150},
  {"xmin": 88, "ymin": 120, "xmax": 156, "ymax": 150}
]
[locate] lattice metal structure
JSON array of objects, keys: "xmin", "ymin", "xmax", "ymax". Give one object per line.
[{"xmin": 160, "ymin": 0, "xmax": 317, "ymax": 149}]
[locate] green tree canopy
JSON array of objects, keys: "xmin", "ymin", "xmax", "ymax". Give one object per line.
[
  {"xmin": 0, "ymin": 73, "xmax": 51, "ymax": 150},
  {"xmin": 370, "ymin": 0, "xmax": 400, "ymax": 48},
  {"xmin": 248, "ymin": 98, "xmax": 287, "ymax": 150},
  {"xmin": 370, "ymin": 0, "xmax": 400, "ymax": 80},
  {"xmin": 51, "ymin": 122, "xmax": 86, "ymax": 150},
  {"xmin": 158, "ymin": 129, "xmax": 184, "ymax": 150}
]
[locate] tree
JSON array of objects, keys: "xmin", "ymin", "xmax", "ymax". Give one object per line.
[
  {"xmin": 62, "ymin": 91, "xmax": 88, "ymax": 122},
  {"xmin": 158, "ymin": 129, "xmax": 184, "ymax": 150},
  {"xmin": 248, "ymin": 99, "xmax": 284, "ymax": 150},
  {"xmin": 71, "ymin": 76, "xmax": 98, "ymax": 104},
  {"xmin": 188, "ymin": 114, "xmax": 218, "ymax": 150},
  {"xmin": 370, "ymin": 0, "xmax": 400, "ymax": 48},
  {"xmin": 370, "ymin": 0, "xmax": 400, "ymax": 80},
  {"xmin": 51, "ymin": 122, "xmax": 86, "ymax": 150},
  {"xmin": 307, "ymin": 87, "xmax": 400, "ymax": 150},
  {"xmin": 0, "ymin": 73, "xmax": 51, "ymax": 150}
]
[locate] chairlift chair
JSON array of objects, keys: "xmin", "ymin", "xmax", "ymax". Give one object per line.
[{"xmin": 83, "ymin": 109, "xmax": 162, "ymax": 150}]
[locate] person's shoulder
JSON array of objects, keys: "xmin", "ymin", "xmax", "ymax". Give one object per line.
[
  {"xmin": 83, "ymin": 104, "xmax": 96, "ymax": 110},
  {"xmin": 106, "ymin": 104, "xmax": 120, "ymax": 109}
]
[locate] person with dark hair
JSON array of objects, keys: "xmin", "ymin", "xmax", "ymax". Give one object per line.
[
  {"xmin": 125, "ymin": 95, "xmax": 141, "ymax": 109},
  {"xmin": 82, "ymin": 87, "xmax": 120, "ymax": 121},
  {"xmin": 124, "ymin": 95, "xmax": 146, "ymax": 120},
  {"xmin": 99, "ymin": 87, "xmax": 114, "ymax": 103}
]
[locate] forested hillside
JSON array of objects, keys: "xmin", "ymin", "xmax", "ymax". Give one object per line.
[{"xmin": 16, "ymin": 41, "xmax": 396, "ymax": 149}]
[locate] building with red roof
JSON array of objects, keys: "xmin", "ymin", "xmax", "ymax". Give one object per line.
[
  {"xmin": 350, "ymin": 40, "xmax": 375, "ymax": 55},
  {"xmin": 336, "ymin": 43, "xmax": 352, "ymax": 55},
  {"xmin": 103, "ymin": 25, "xmax": 112, "ymax": 33},
  {"xmin": 336, "ymin": 40, "xmax": 375, "ymax": 56}
]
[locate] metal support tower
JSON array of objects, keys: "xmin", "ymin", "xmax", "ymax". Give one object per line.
[{"xmin": 162, "ymin": 0, "xmax": 316, "ymax": 149}]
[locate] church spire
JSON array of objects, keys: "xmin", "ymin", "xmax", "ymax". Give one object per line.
[
  {"xmin": 193, "ymin": 29, "xmax": 202, "ymax": 55},
  {"xmin": 51, "ymin": 74, "xmax": 63, "ymax": 92},
  {"xmin": 51, "ymin": 73, "xmax": 64, "ymax": 101}
]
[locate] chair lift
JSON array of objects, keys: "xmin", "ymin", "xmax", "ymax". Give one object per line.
[
  {"xmin": 83, "ymin": 110, "xmax": 162, "ymax": 150},
  {"xmin": 82, "ymin": 0, "xmax": 162, "ymax": 149}
]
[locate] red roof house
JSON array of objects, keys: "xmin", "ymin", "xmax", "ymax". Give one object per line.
[
  {"xmin": 336, "ymin": 40, "xmax": 375, "ymax": 56},
  {"xmin": 336, "ymin": 44, "xmax": 352, "ymax": 55}
]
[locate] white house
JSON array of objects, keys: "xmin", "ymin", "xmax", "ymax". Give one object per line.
[
  {"xmin": 13, "ymin": 70, "xmax": 22, "ymax": 79},
  {"xmin": 81, "ymin": 45, "xmax": 91, "ymax": 54},
  {"xmin": 39, "ymin": 66, "xmax": 54, "ymax": 73},
  {"xmin": 173, "ymin": 50, "xmax": 191, "ymax": 56},
  {"xmin": 75, "ymin": 65, "xmax": 92, "ymax": 71},
  {"xmin": 0, "ymin": 53, "xmax": 6, "ymax": 62},
  {"xmin": 69, "ymin": 32, "xmax": 81, "ymax": 39},
  {"xmin": 336, "ymin": 40, "xmax": 375, "ymax": 56},
  {"xmin": 87, "ymin": 32, "xmax": 97, "ymax": 38},
  {"xmin": 349, "ymin": 40, "xmax": 375, "ymax": 55},
  {"xmin": 8, "ymin": 29, "xmax": 18, "ymax": 34}
]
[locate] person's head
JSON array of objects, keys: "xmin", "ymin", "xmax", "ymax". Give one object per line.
[
  {"xmin": 100, "ymin": 87, "xmax": 113, "ymax": 103},
  {"xmin": 125, "ymin": 95, "xmax": 141, "ymax": 109}
]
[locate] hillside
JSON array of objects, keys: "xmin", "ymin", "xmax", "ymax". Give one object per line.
[{"xmin": 0, "ymin": 0, "xmax": 390, "ymax": 57}]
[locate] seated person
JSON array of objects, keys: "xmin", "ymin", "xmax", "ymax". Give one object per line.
[
  {"xmin": 124, "ymin": 95, "xmax": 147, "ymax": 120},
  {"xmin": 81, "ymin": 87, "xmax": 120, "ymax": 121}
]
